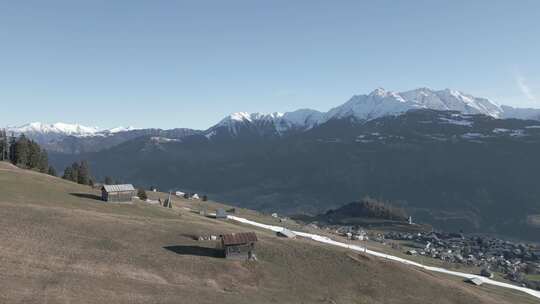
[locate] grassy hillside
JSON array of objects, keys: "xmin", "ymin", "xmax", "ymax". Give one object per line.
[{"xmin": 0, "ymin": 162, "xmax": 536, "ymax": 304}]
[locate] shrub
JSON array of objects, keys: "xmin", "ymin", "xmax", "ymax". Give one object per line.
[{"xmin": 137, "ymin": 188, "xmax": 148, "ymax": 201}]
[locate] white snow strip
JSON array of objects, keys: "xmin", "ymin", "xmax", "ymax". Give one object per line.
[
  {"xmin": 227, "ymin": 215, "xmax": 540, "ymax": 300},
  {"xmin": 439, "ymin": 117, "xmax": 473, "ymax": 127}
]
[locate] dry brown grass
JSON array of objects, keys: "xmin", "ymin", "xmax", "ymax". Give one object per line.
[{"xmin": 0, "ymin": 162, "xmax": 537, "ymax": 304}]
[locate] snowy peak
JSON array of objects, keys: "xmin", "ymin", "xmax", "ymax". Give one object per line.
[
  {"xmin": 323, "ymin": 88, "xmax": 504, "ymax": 123},
  {"xmin": 279, "ymin": 109, "xmax": 323, "ymax": 130},
  {"xmin": 322, "ymin": 89, "xmax": 409, "ymax": 122},
  {"xmin": 10, "ymin": 88, "xmax": 540, "ymax": 142},
  {"xmin": 218, "ymin": 112, "xmax": 284, "ymax": 126},
  {"xmin": 8, "ymin": 122, "xmax": 138, "ymax": 137},
  {"xmin": 10, "ymin": 122, "xmax": 100, "ymax": 136},
  {"xmin": 209, "ymin": 109, "xmax": 323, "ymax": 138},
  {"xmin": 208, "ymin": 87, "xmax": 540, "ymax": 138}
]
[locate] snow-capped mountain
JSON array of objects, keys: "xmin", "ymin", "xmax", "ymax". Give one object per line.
[
  {"xmin": 208, "ymin": 109, "xmax": 324, "ymax": 138},
  {"xmin": 206, "ymin": 87, "xmax": 540, "ymax": 138},
  {"xmin": 335, "ymin": 88, "xmax": 540, "ymax": 121},
  {"xmin": 322, "ymin": 88, "xmax": 505, "ymax": 123},
  {"xmin": 10, "ymin": 122, "xmax": 100, "ymax": 136},
  {"xmin": 10, "ymin": 87, "xmax": 540, "ymax": 144},
  {"xmin": 7, "ymin": 122, "xmax": 137, "ymax": 137}
]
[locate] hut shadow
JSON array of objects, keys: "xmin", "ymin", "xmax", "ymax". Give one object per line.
[
  {"xmin": 70, "ymin": 193, "xmax": 103, "ymax": 201},
  {"xmin": 163, "ymin": 245, "xmax": 224, "ymax": 258}
]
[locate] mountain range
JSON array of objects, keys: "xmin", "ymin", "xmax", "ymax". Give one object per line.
[
  {"xmin": 5, "ymin": 87, "xmax": 540, "ymax": 241},
  {"xmin": 8, "ymin": 88, "xmax": 540, "ymax": 150}
]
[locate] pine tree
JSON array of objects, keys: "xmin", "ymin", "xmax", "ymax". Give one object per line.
[
  {"xmin": 62, "ymin": 166, "xmax": 73, "ymax": 180},
  {"xmin": 70, "ymin": 162, "xmax": 80, "ymax": 183},
  {"xmin": 48, "ymin": 166, "xmax": 57, "ymax": 177},
  {"xmin": 13, "ymin": 135, "xmax": 29, "ymax": 167},
  {"xmin": 38, "ymin": 150, "xmax": 49, "ymax": 173},
  {"xmin": 27, "ymin": 140, "xmax": 41, "ymax": 169},
  {"xmin": 137, "ymin": 188, "xmax": 148, "ymax": 201},
  {"xmin": 8, "ymin": 134, "xmax": 16, "ymax": 163},
  {"xmin": 78, "ymin": 160, "xmax": 90, "ymax": 185},
  {"xmin": 104, "ymin": 176, "xmax": 113, "ymax": 185}
]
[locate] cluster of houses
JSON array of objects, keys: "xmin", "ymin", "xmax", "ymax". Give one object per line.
[
  {"xmin": 382, "ymin": 231, "xmax": 540, "ymax": 289},
  {"xmin": 335, "ymin": 226, "xmax": 369, "ymax": 241},
  {"xmin": 98, "ymin": 183, "xmax": 208, "ymax": 203},
  {"xmin": 175, "ymin": 191, "xmax": 207, "ymax": 201},
  {"xmin": 318, "ymin": 222, "xmax": 540, "ymax": 290}
]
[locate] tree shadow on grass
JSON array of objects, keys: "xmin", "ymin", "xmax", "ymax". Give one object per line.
[
  {"xmin": 164, "ymin": 245, "xmax": 224, "ymax": 258},
  {"xmin": 70, "ymin": 193, "xmax": 103, "ymax": 201}
]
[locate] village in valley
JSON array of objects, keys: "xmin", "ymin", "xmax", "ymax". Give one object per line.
[{"xmin": 302, "ymin": 219, "xmax": 540, "ymax": 290}]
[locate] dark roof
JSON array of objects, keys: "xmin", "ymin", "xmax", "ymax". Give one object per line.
[
  {"xmin": 221, "ymin": 232, "xmax": 257, "ymax": 246},
  {"xmin": 101, "ymin": 184, "xmax": 136, "ymax": 193}
]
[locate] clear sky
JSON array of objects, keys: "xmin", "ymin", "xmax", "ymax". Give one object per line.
[{"xmin": 1, "ymin": 0, "xmax": 539, "ymax": 130}]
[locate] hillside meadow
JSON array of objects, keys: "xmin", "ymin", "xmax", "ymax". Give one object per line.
[{"xmin": 0, "ymin": 162, "xmax": 536, "ymax": 304}]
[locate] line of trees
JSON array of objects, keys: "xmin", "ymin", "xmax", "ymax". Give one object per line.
[
  {"xmin": 0, "ymin": 133, "xmax": 56, "ymax": 175},
  {"xmin": 104, "ymin": 176, "xmax": 123, "ymax": 185},
  {"xmin": 62, "ymin": 160, "xmax": 93, "ymax": 186},
  {"xmin": 1, "ymin": 132, "xmax": 117, "ymax": 188}
]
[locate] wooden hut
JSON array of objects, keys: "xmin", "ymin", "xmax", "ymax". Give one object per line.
[
  {"xmin": 216, "ymin": 208, "xmax": 227, "ymax": 219},
  {"xmin": 101, "ymin": 184, "xmax": 136, "ymax": 202},
  {"xmin": 220, "ymin": 232, "xmax": 257, "ymax": 260}
]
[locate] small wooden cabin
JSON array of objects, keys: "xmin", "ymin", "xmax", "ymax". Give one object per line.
[
  {"xmin": 220, "ymin": 232, "xmax": 257, "ymax": 260},
  {"xmin": 216, "ymin": 208, "xmax": 227, "ymax": 219},
  {"xmin": 101, "ymin": 184, "xmax": 136, "ymax": 202}
]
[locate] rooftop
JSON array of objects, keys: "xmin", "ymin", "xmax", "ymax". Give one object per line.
[
  {"xmin": 221, "ymin": 232, "xmax": 258, "ymax": 246},
  {"xmin": 101, "ymin": 184, "xmax": 136, "ymax": 193}
]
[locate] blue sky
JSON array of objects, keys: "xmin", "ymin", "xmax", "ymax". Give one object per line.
[{"xmin": 1, "ymin": 0, "xmax": 539, "ymax": 129}]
